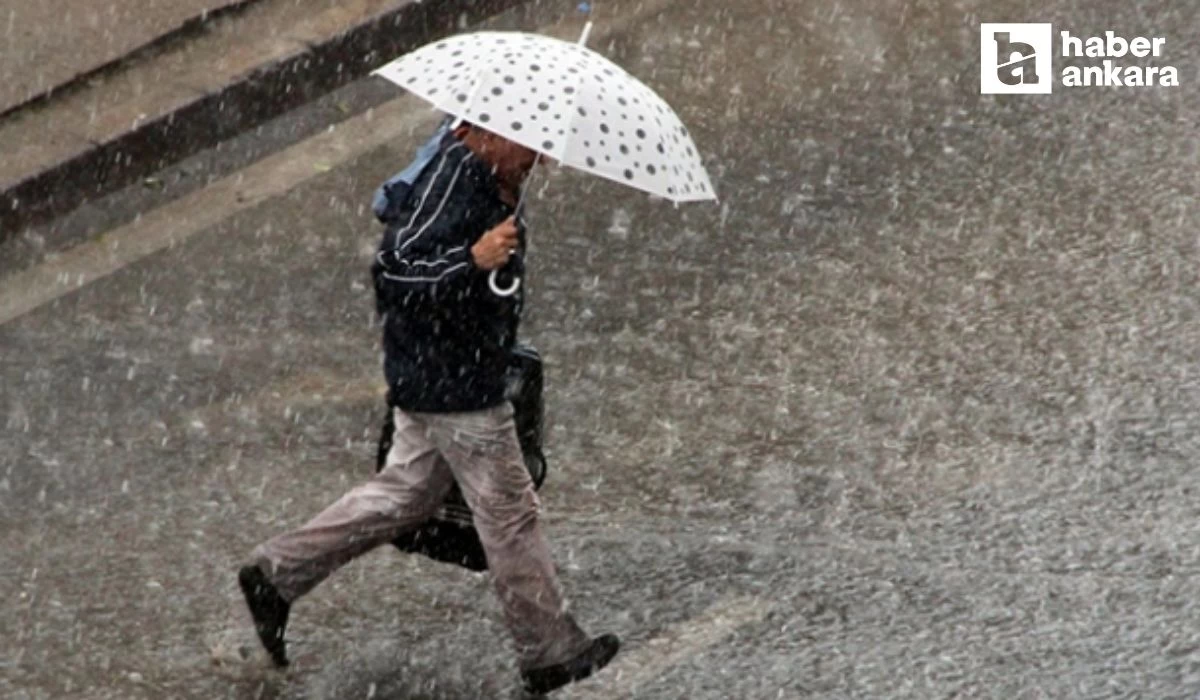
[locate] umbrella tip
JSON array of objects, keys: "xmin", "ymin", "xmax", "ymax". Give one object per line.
[{"xmin": 578, "ymin": 20, "xmax": 594, "ymax": 46}]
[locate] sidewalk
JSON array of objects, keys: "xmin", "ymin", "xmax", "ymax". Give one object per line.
[
  {"xmin": 0, "ymin": 0, "xmax": 531, "ymax": 238},
  {"xmin": 0, "ymin": 0, "xmax": 251, "ymax": 115}
]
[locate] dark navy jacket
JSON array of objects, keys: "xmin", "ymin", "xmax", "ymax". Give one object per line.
[{"xmin": 372, "ymin": 137, "xmax": 526, "ymax": 413}]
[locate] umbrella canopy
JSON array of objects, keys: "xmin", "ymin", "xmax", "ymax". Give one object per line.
[{"xmin": 373, "ymin": 30, "xmax": 716, "ymax": 203}]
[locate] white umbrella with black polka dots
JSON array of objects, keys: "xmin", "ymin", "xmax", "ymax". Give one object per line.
[{"xmin": 372, "ymin": 29, "xmax": 716, "ymax": 203}]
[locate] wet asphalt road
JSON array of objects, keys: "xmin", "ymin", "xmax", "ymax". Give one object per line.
[{"xmin": 4, "ymin": 0, "xmax": 1200, "ymax": 698}]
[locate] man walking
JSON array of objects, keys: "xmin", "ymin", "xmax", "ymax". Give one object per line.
[{"xmin": 237, "ymin": 120, "xmax": 619, "ymax": 695}]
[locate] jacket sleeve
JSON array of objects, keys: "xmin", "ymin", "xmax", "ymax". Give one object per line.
[{"xmin": 373, "ymin": 149, "xmax": 480, "ymax": 302}]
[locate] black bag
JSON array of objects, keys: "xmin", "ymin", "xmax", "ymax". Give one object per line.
[{"xmin": 376, "ymin": 343, "xmax": 547, "ymax": 571}]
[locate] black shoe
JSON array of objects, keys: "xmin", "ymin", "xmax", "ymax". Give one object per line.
[
  {"xmin": 520, "ymin": 634, "xmax": 620, "ymax": 695},
  {"xmin": 237, "ymin": 564, "xmax": 291, "ymax": 667}
]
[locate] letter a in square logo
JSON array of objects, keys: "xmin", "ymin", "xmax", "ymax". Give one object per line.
[{"xmin": 981, "ymin": 23, "xmax": 1052, "ymax": 94}]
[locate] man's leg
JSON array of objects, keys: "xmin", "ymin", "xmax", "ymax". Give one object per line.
[
  {"xmin": 422, "ymin": 403, "xmax": 618, "ymax": 691},
  {"xmin": 241, "ymin": 409, "xmax": 454, "ymax": 663}
]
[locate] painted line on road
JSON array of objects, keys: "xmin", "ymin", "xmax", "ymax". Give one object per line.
[
  {"xmin": 0, "ymin": 0, "xmax": 679, "ymax": 328},
  {"xmin": 569, "ymin": 594, "xmax": 772, "ymax": 699},
  {"xmin": 0, "ymin": 96, "xmax": 439, "ymax": 326}
]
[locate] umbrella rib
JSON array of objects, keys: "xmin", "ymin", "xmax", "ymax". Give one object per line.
[{"xmin": 451, "ymin": 69, "xmax": 491, "ymax": 130}]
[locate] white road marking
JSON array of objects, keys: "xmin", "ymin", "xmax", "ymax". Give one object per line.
[
  {"xmin": 0, "ymin": 96, "xmax": 438, "ymax": 326},
  {"xmin": 568, "ymin": 594, "xmax": 772, "ymax": 699}
]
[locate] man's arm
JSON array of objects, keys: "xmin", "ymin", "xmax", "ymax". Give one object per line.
[{"xmin": 374, "ymin": 147, "xmax": 479, "ymax": 300}]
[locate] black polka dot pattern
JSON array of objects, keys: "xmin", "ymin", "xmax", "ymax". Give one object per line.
[{"xmin": 372, "ymin": 30, "xmax": 715, "ymax": 201}]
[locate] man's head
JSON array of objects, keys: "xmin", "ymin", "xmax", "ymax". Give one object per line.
[{"xmin": 453, "ymin": 121, "xmax": 540, "ymax": 190}]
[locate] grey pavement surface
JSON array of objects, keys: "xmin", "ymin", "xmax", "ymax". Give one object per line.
[
  {"xmin": 4, "ymin": 0, "xmax": 1200, "ymax": 698},
  {"xmin": 0, "ymin": 0, "xmax": 247, "ymax": 114}
]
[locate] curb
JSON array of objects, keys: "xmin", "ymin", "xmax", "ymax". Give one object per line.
[
  {"xmin": 1, "ymin": 0, "xmax": 530, "ymax": 238},
  {"xmin": 0, "ymin": 0, "xmax": 264, "ymax": 121}
]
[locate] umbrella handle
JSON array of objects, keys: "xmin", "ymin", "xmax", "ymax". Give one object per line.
[
  {"xmin": 488, "ymin": 19, "xmax": 590, "ymax": 301},
  {"xmin": 489, "ymin": 268, "xmax": 521, "ymax": 297}
]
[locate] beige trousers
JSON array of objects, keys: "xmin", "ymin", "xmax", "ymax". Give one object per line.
[{"xmin": 251, "ymin": 402, "xmax": 590, "ymax": 670}]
